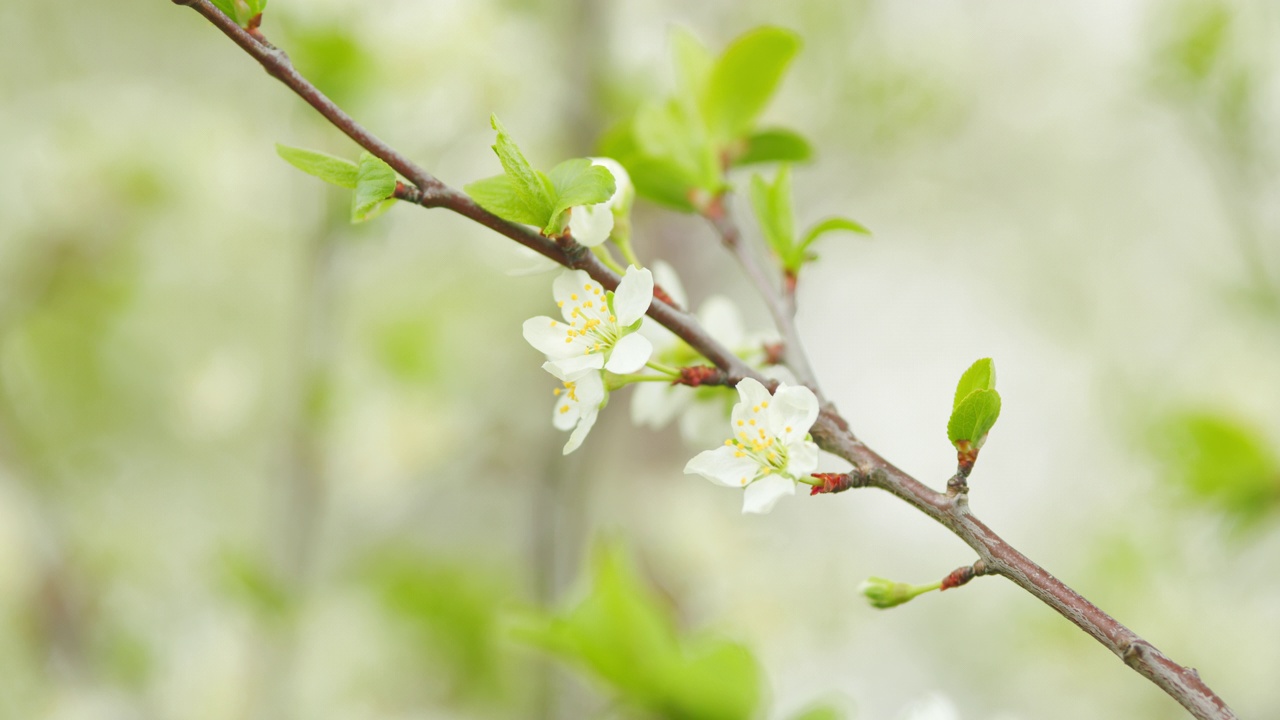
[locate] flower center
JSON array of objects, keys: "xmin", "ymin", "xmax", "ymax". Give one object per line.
[{"xmin": 561, "ymin": 283, "xmax": 620, "ymax": 354}]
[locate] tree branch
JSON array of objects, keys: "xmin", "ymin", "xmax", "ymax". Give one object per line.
[
  {"xmin": 703, "ymin": 194, "xmax": 822, "ymax": 395},
  {"xmin": 168, "ymin": 4, "xmax": 1238, "ymax": 718}
]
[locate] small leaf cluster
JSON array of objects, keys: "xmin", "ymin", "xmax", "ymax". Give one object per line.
[
  {"xmin": 464, "ymin": 115, "xmax": 615, "ymax": 237},
  {"xmin": 209, "ymin": 0, "xmax": 267, "ymax": 28},
  {"xmin": 749, "ymin": 165, "xmax": 869, "ymax": 276},
  {"xmin": 515, "ymin": 543, "xmax": 761, "ymax": 720},
  {"xmin": 947, "ymin": 358, "xmax": 1002, "ymax": 471},
  {"xmin": 275, "ymin": 145, "xmax": 398, "ymax": 222},
  {"xmin": 600, "ymin": 27, "xmax": 810, "ymax": 212}
]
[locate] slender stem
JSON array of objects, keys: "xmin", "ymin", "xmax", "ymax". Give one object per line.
[
  {"xmin": 704, "ymin": 196, "xmax": 821, "ymax": 396},
  {"xmin": 613, "ymin": 235, "xmax": 642, "ymax": 269},
  {"xmin": 645, "ymin": 360, "xmax": 681, "ymax": 377},
  {"xmin": 591, "ymin": 244, "xmax": 625, "ymax": 274},
  {"xmin": 612, "ymin": 374, "xmax": 675, "ymax": 385},
  {"xmin": 166, "ymin": 6, "xmax": 1238, "ymax": 718}
]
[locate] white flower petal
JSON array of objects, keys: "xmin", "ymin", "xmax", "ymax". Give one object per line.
[
  {"xmin": 770, "ymin": 383, "xmax": 819, "ymax": 443},
  {"xmin": 631, "ymin": 382, "xmax": 687, "ymax": 428},
  {"xmin": 505, "ymin": 247, "xmax": 560, "ymax": 276},
  {"xmin": 563, "ymin": 409, "xmax": 599, "ymax": 454},
  {"xmin": 650, "ymin": 260, "xmax": 687, "ymax": 308},
  {"xmin": 568, "ymin": 204, "xmax": 614, "ymax": 247},
  {"xmin": 551, "ymin": 394, "xmax": 580, "ymax": 430},
  {"xmin": 731, "ymin": 378, "xmax": 773, "ymax": 430},
  {"xmin": 553, "ymin": 269, "xmax": 595, "ymax": 311},
  {"xmin": 523, "ymin": 317, "xmax": 583, "ymax": 359},
  {"xmin": 787, "ymin": 439, "xmax": 820, "ymax": 479},
  {"xmin": 762, "ymin": 364, "xmax": 797, "ymax": 385},
  {"xmin": 546, "ymin": 353, "xmax": 606, "ymax": 378},
  {"xmin": 590, "ymin": 157, "xmax": 632, "ymax": 209},
  {"xmin": 604, "ymin": 332, "xmax": 652, "ymax": 374},
  {"xmin": 742, "ymin": 474, "xmax": 795, "ymax": 514},
  {"xmin": 613, "ymin": 266, "xmax": 654, "ymax": 326},
  {"xmin": 684, "ymin": 446, "xmax": 761, "ymax": 488},
  {"xmin": 698, "ymin": 295, "xmax": 745, "ymax": 348}
]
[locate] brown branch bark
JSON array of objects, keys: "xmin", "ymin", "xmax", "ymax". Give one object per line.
[{"xmin": 167, "ymin": 3, "xmax": 1238, "ymax": 718}]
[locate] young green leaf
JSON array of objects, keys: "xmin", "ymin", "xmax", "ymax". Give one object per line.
[
  {"xmin": 748, "ymin": 166, "xmax": 797, "ymax": 266},
  {"xmin": 670, "ymin": 26, "xmax": 713, "ymax": 106},
  {"xmin": 700, "ymin": 27, "xmax": 801, "ymax": 141},
  {"xmin": 351, "ymin": 152, "xmax": 398, "ymax": 223},
  {"xmin": 275, "ymin": 144, "xmax": 359, "ymax": 189},
  {"xmin": 488, "ymin": 115, "xmax": 555, "ymax": 227},
  {"xmin": 734, "ymin": 128, "xmax": 813, "ymax": 166},
  {"xmin": 464, "ymin": 175, "xmax": 549, "ymax": 227},
  {"xmin": 947, "ymin": 388, "xmax": 1002, "ymax": 449},
  {"xmin": 245, "ymin": 0, "xmax": 267, "ymax": 17},
  {"xmin": 208, "ymin": 0, "xmax": 240, "ymax": 22},
  {"xmin": 953, "ymin": 358, "xmax": 997, "ymax": 410},
  {"xmin": 797, "ymin": 217, "xmax": 871, "ymax": 261},
  {"xmin": 546, "ymin": 158, "xmax": 616, "ymax": 233}
]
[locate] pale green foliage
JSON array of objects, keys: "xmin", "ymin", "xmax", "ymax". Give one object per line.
[
  {"xmin": 275, "ymin": 144, "xmax": 359, "ymax": 189},
  {"xmin": 275, "ymin": 145, "xmax": 397, "ymax": 222},
  {"xmin": 601, "ymin": 27, "xmax": 810, "ymax": 212},
  {"xmin": 859, "ymin": 577, "xmax": 938, "ymax": 609},
  {"xmin": 515, "ymin": 542, "xmax": 761, "ymax": 720},
  {"xmin": 749, "ymin": 165, "xmax": 869, "ymax": 274},
  {"xmin": 464, "ymin": 115, "xmax": 615, "ymax": 235},
  {"xmin": 208, "ymin": 0, "xmax": 267, "ymax": 28},
  {"xmin": 701, "ymin": 27, "xmax": 801, "ymax": 141},
  {"xmin": 947, "ymin": 358, "xmax": 1002, "ymax": 449},
  {"xmin": 351, "ymin": 152, "xmax": 398, "ymax": 223},
  {"xmin": 1155, "ymin": 411, "xmax": 1280, "ymax": 527}
]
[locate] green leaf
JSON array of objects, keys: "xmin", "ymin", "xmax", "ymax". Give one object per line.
[
  {"xmin": 245, "ymin": 0, "xmax": 267, "ymax": 18},
  {"xmin": 275, "ymin": 144, "xmax": 359, "ymax": 189},
  {"xmin": 515, "ymin": 541, "xmax": 760, "ymax": 720},
  {"xmin": 670, "ymin": 26, "xmax": 713, "ymax": 104},
  {"xmin": 489, "ymin": 114, "xmax": 555, "ymax": 227},
  {"xmin": 953, "ymin": 358, "xmax": 997, "ymax": 410},
  {"xmin": 351, "ymin": 152, "xmax": 398, "ymax": 223},
  {"xmin": 947, "ymin": 388, "xmax": 1002, "ymax": 448},
  {"xmin": 1156, "ymin": 411, "xmax": 1280, "ymax": 526},
  {"xmin": 749, "ymin": 166, "xmax": 796, "ymax": 265},
  {"xmin": 734, "ymin": 128, "xmax": 813, "ymax": 166},
  {"xmin": 623, "ymin": 157, "xmax": 700, "ymax": 212},
  {"xmin": 634, "ymin": 100, "xmax": 717, "ymax": 190},
  {"xmin": 464, "ymin": 175, "xmax": 549, "ymax": 226},
  {"xmin": 798, "ymin": 217, "xmax": 871, "ymax": 255},
  {"xmin": 700, "ymin": 27, "xmax": 802, "ymax": 141},
  {"xmin": 546, "ymin": 158, "xmax": 616, "ymax": 233},
  {"xmin": 208, "ymin": 0, "xmax": 239, "ymax": 22}
]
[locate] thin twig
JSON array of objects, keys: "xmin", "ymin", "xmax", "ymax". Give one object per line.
[
  {"xmin": 704, "ymin": 194, "xmax": 822, "ymax": 396},
  {"xmin": 168, "ymin": 5, "xmax": 1238, "ymax": 718}
]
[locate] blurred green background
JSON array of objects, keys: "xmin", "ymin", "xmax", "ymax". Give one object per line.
[{"xmin": 2, "ymin": 0, "xmax": 1278, "ymax": 718}]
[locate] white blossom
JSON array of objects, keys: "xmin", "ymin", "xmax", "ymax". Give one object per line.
[
  {"xmin": 523, "ymin": 266, "xmax": 654, "ymax": 378},
  {"xmin": 542, "ymin": 362, "xmax": 606, "ymax": 455},
  {"xmin": 567, "ymin": 157, "xmax": 633, "ymax": 247},
  {"xmin": 683, "ymin": 377, "xmax": 820, "ymax": 514}
]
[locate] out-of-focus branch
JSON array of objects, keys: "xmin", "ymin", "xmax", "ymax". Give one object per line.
[
  {"xmin": 703, "ymin": 194, "xmax": 821, "ymax": 395},
  {"xmin": 167, "ymin": 5, "xmax": 1238, "ymax": 718}
]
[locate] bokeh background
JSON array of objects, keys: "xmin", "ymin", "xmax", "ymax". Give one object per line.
[{"xmin": 2, "ymin": 0, "xmax": 1279, "ymax": 718}]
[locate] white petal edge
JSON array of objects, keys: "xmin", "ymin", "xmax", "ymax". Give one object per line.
[
  {"xmin": 731, "ymin": 378, "xmax": 773, "ymax": 429},
  {"xmin": 742, "ymin": 475, "xmax": 795, "ymax": 514},
  {"xmin": 770, "ymin": 383, "xmax": 819, "ymax": 444},
  {"xmin": 613, "ymin": 266, "xmax": 654, "ymax": 326},
  {"xmin": 545, "ymin": 353, "xmax": 605, "ymax": 379},
  {"xmin": 551, "ymin": 394, "xmax": 579, "ymax": 431},
  {"xmin": 604, "ymin": 332, "xmax": 652, "ymax": 374},
  {"xmin": 563, "ymin": 410, "xmax": 599, "ymax": 454},
  {"xmin": 568, "ymin": 204, "xmax": 614, "ymax": 247},
  {"xmin": 553, "ymin": 269, "xmax": 594, "ymax": 308},
  {"xmin": 523, "ymin": 317, "xmax": 584, "ymax": 359},
  {"xmin": 590, "ymin": 157, "xmax": 632, "ymax": 208},
  {"xmin": 786, "ymin": 439, "xmax": 820, "ymax": 479},
  {"xmin": 684, "ymin": 446, "xmax": 761, "ymax": 488}
]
